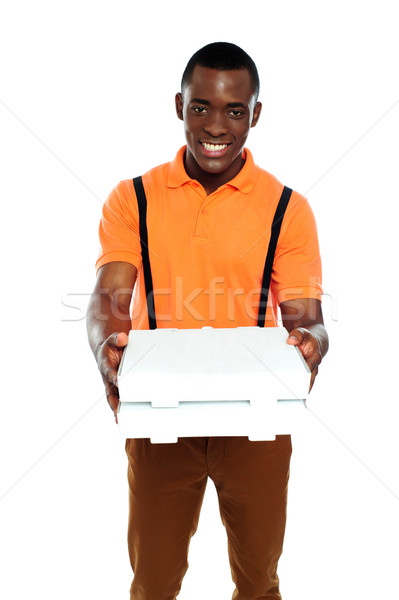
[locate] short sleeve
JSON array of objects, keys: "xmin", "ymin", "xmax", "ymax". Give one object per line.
[
  {"xmin": 272, "ymin": 191, "xmax": 323, "ymax": 304},
  {"xmin": 95, "ymin": 179, "xmax": 142, "ymax": 273}
]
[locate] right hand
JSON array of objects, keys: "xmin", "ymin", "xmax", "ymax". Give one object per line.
[{"xmin": 95, "ymin": 332, "xmax": 129, "ymax": 422}]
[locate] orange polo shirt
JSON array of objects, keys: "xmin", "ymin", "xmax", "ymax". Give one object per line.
[{"xmin": 96, "ymin": 146, "xmax": 322, "ymax": 330}]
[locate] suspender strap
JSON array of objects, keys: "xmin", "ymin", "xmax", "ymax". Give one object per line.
[
  {"xmin": 133, "ymin": 176, "xmax": 157, "ymax": 330},
  {"xmin": 257, "ymin": 185, "xmax": 292, "ymax": 327}
]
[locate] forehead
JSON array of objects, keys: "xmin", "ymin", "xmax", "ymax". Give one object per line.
[{"xmin": 184, "ymin": 66, "xmax": 255, "ymax": 104}]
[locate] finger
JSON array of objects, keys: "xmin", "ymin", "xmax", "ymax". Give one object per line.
[
  {"xmin": 287, "ymin": 329, "xmax": 321, "ymax": 372},
  {"xmin": 104, "ymin": 379, "xmax": 120, "ymax": 413},
  {"xmin": 309, "ymin": 366, "xmax": 319, "ymax": 392},
  {"xmin": 300, "ymin": 341, "xmax": 322, "ymax": 371},
  {"xmin": 101, "ymin": 362, "xmax": 119, "ymax": 387}
]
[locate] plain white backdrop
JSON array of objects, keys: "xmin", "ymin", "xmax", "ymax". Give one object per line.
[{"xmin": 1, "ymin": 1, "xmax": 398, "ymax": 599}]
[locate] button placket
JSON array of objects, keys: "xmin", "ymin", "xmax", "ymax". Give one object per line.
[{"xmin": 193, "ymin": 187, "xmax": 228, "ymax": 239}]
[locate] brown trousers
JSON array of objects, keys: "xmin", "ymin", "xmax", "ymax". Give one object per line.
[{"xmin": 125, "ymin": 435, "xmax": 292, "ymax": 600}]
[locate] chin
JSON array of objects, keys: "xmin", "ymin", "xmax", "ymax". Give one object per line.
[{"xmin": 195, "ymin": 152, "xmax": 233, "ymax": 173}]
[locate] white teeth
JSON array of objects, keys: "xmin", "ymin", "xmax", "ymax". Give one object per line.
[{"xmin": 202, "ymin": 143, "xmax": 228, "ymax": 151}]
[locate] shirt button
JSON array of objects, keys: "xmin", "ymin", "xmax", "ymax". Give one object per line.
[{"xmin": 202, "ymin": 209, "xmax": 207, "ymax": 215}]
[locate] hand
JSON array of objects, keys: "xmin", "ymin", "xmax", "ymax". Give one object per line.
[
  {"xmin": 95, "ymin": 332, "xmax": 129, "ymax": 422},
  {"xmin": 287, "ymin": 327, "xmax": 322, "ymax": 392}
]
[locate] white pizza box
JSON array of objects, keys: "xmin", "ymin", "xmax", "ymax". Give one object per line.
[{"xmin": 117, "ymin": 326, "xmax": 310, "ymax": 443}]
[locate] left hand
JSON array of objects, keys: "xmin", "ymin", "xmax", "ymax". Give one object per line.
[{"xmin": 287, "ymin": 327, "xmax": 322, "ymax": 391}]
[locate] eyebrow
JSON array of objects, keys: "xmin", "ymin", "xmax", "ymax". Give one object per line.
[
  {"xmin": 191, "ymin": 98, "xmax": 210, "ymax": 105},
  {"xmin": 226, "ymin": 102, "xmax": 247, "ymax": 109},
  {"xmin": 191, "ymin": 98, "xmax": 247, "ymax": 109}
]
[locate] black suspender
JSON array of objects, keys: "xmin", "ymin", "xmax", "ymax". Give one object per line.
[
  {"xmin": 133, "ymin": 176, "xmax": 291, "ymax": 329},
  {"xmin": 133, "ymin": 176, "xmax": 157, "ymax": 330},
  {"xmin": 257, "ymin": 186, "xmax": 292, "ymax": 327}
]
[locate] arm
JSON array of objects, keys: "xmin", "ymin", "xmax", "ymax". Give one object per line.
[
  {"xmin": 280, "ymin": 298, "xmax": 329, "ymax": 391},
  {"xmin": 86, "ymin": 261, "xmax": 138, "ymax": 420}
]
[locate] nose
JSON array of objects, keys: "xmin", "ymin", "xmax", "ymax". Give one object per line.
[{"xmin": 203, "ymin": 110, "xmax": 228, "ymax": 138}]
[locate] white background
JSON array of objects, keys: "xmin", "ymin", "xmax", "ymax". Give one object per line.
[{"xmin": 1, "ymin": 1, "xmax": 398, "ymax": 599}]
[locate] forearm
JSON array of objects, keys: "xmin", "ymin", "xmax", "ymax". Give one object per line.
[{"xmin": 86, "ymin": 293, "xmax": 131, "ymax": 359}]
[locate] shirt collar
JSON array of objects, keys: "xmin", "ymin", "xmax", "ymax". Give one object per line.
[{"xmin": 166, "ymin": 146, "xmax": 259, "ymax": 194}]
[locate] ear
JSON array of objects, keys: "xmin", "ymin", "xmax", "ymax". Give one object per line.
[
  {"xmin": 175, "ymin": 92, "xmax": 184, "ymax": 121},
  {"xmin": 251, "ymin": 101, "xmax": 262, "ymax": 128}
]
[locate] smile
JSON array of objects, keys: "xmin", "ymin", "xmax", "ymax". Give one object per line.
[
  {"xmin": 199, "ymin": 142, "xmax": 231, "ymax": 157},
  {"xmin": 201, "ymin": 142, "xmax": 229, "ymax": 151}
]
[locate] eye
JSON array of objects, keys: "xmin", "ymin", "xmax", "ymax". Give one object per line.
[
  {"xmin": 228, "ymin": 109, "xmax": 244, "ymax": 117},
  {"xmin": 192, "ymin": 106, "xmax": 208, "ymax": 114}
]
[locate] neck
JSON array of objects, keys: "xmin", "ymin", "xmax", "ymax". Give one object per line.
[{"xmin": 184, "ymin": 150, "xmax": 245, "ymax": 196}]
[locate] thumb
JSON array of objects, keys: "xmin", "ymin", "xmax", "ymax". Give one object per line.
[
  {"xmin": 287, "ymin": 328, "xmax": 305, "ymax": 345},
  {"xmin": 113, "ymin": 331, "xmax": 129, "ymax": 347}
]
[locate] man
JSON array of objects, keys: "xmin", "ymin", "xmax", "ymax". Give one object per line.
[{"xmin": 87, "ymin": 42, "xmax": 328, "ymax": 600}]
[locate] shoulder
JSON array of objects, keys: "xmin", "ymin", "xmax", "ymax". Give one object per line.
[
  {"xmin": 252, "ymin": 157, "xmax": 315, "ymax": 218},
  {"xmin": 251, "ymin": 162, "xmax": 312, "ymax": 222},
  {"xmin": 249, "ymin": 158, "xmax": 318, "ymax": 239},
  {"xmin": 141, "ymin": 159, "xmax": 171, "ymax": 186},
  {"xmin": 106, "ymin": 156, "xmax": 172, "ymax": 211},
  {"xmin": 105, "ymin": 179, "xmax": 136, "ymax": 216},
  {"xmin": 255, "ymin": 164, "xmax": 284, "ymax": 194},
  {"xmin": 253, "ymin": 162, "xmax": 304, "ymax": 210}
]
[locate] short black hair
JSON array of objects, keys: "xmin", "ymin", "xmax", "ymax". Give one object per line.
[{"xmin": 181, "ymin": 42, "xmax": 260, "ymax": 101}]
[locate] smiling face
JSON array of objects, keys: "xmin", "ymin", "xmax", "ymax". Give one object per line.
[{"xmin": 175, "ymin": 66, "xmax": 262, "ymax": 193}]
